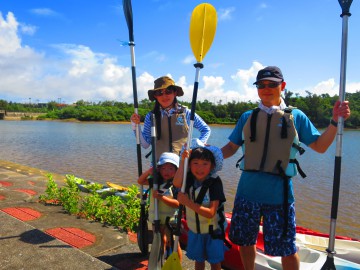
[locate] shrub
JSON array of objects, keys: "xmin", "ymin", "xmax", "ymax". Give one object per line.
[{"xmin": 39, "ymin": 174, "xmax": 141, "ymax": 232}]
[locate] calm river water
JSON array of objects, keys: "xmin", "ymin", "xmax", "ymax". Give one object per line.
[{"xmin": 0, "ymin": 120, "xmax": 359, "ymax": 239}]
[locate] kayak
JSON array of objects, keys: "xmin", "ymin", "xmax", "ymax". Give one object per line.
[
  {"xmin": 295, "ymin": 229, "xmax": 360, "ymax": 264},
  {"xmin": 75, "ymin": 181, "xmax": 360, "ymax": 269},
  {"xmin": 74, "ymin": 179, "xmax": 130, "ymax": 199},
  {"xmin": 255, "ymin": 249, "xmax": 360, "ymax": 270},
  {"xmin": 179, "ymin": 212, "xmax": 360, "ymax": 270},
  {"xmin": 250, "ymin": 226, "xmax": 360, "ymax": 270},
  {"xmin": 106, "ymin": 181, "xmax": 129, "ymax": 191}
]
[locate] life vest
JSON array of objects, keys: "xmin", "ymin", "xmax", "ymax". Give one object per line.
[
  {"xmin": 237, "ymin": 107, "xmax": 306, "ymax": 178},
  {"xmin": 185, "ymin": 176, "xmax": 227, "ymax": 237},
  {"xmin": 148, "ymin": 180, "xmax": 177, "ymax": 224},
  {"xmin": 155, "ymin": 105, "xmax": 189, "ymax": 160}
]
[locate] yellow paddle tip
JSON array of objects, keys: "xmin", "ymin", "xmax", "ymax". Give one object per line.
[{"xmin": 161, "ymin": 252, "xmax": 182, "ymax": 270}]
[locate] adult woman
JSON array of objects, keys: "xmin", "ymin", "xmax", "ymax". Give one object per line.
[{"xmin": 131, "ymin": 76, "xmax": 210, "ymax": 161}]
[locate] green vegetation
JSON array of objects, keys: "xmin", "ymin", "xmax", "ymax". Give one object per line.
[
  {"xmin": 1, "ymin": 90, "xmax": 360, "ymax": 128},
  {"xmin": 39, "ymin": 174, "xmax": 141, "ymax": 232}
]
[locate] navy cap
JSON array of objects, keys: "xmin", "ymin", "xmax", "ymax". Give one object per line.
[{"xmin": 253, "ymin": 66, "xmax": 284, "ymax": 84}]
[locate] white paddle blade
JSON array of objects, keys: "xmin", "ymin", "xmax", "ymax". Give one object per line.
[{"xmin": 148, "ymin": 232, "xmax": 162, "ymax": 270}]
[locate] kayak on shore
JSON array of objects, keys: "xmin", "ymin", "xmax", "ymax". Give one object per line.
[
  {"xmin": 82, "ymin": 181, "xmax": 360, "ymax": 269},
  {"xmin": 179, "ymin": 212, "xmax": 360, "ymax": 270}
]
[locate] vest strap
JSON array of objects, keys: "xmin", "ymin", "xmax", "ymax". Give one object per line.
[
  {"xmin": 250, "ymin": 108, "xmax": 261, "ymax": 141},
  {"xmin": 145, "ymin": 151, "xmax": 152, "ymax": 159},
  {"xmin": 292, "ymin": 143, "xmax": 305, "ymax": 155},
  {"xmin": 167, "ymin": 116, "xmax": 173, "ymax": 152},
  {"xmin": 281, "ymin": 115, "xmax": 288, "ymax": 139},
  {"xmin": 235, "ymin": 155, "xmax": 244, "ymax": 168},
  {"xmin": 276, "ymin": 160, "xmax": 290, "ymax": 238},
  {"xmin": 289, "ymin": 159, "xmax": 307, "ymax": 178},
  {"xmin": 193, "ymin": 178, "xmax": 214, "ymax": 233},
  {"xmin": 208, "ymin": 206, "xmax": 232, "ymax": 249}
]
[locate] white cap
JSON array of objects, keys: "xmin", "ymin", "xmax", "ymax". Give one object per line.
[{"xmin": 157, "ymin": 152, "xmax": 180, "ymax": 168}]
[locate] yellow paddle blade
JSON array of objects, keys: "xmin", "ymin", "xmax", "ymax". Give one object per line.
[
  {"xmin": 161, "ymin": 251, "xmax": 181, "ymax": 270},
  {"xmin": 189, "ymin": 3, "xmax": 217, "ymax": 63}
]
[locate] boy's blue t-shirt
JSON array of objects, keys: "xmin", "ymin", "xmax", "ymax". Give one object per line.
[{"xmin": 229, "ymin": 108, "xmax": 321, "ymax": 205}]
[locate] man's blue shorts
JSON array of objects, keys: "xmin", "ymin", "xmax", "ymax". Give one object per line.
[
  {"xmin": 229, "ymin": 197, "xmax": 297, "ymax": 257},
  {"xmin": 186, "ymin": 230, "xmax": 228, "ymax": 264}
]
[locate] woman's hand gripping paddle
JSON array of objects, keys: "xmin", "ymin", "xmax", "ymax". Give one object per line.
[
  {"xmin": 148, "ymin": 114, "xmax": 162, "ymax": 270},
  {"xmin": 161, "ymin": 3, "xmax": 217, "ymax": 270},
  {"xmin": 123, "ymin": 0, "xmax": 148, "ymax": 255},
  {"xmin": 321, "ymin": 1, "xmax": 353, "ymax": 269}
]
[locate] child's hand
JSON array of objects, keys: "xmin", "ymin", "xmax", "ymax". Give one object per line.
[
  {"xmin": 177, "ymin": 192, "xmax": 190, "ymax": 206},
  {"xmin": 147, "ymin": 167, "xmax": 154, "ymax": 175},
  {"xmin": 181, "ymin": 149, "xmax": 190, "ymax": 160},
  {"xmin": 152, "ymin": 190, "xmax": 164, "ymax": 199}
]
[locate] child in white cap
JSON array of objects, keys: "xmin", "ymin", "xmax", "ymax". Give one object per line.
[{"xmin": 137, "ymin": 152, "xmax": 182, "ymax": 260}]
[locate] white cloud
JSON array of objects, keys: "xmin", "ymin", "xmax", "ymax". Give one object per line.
[
  {"xmin": 259, "ymin": 3, "xmax": 268, "ymax": 9},
  {"xmin": 0, "ymin": 12, "xmax": 21, "ymax": 54},
  {"xmin": 218, "ymin": 7, "xmax": 235, "ymax": 21},
  {"xmin": 142, "ymin": 50, "xmax": 167, "ymax": 63},
  {"xmin": 175, "ymin": 67, "xmax": 259, "ymax": 104},
  {"xmin": 292, "ymin": 79, "xmax": 360, "ymax": 98},
  {"xmin": 20, "ymin": 23, "xmax": 37, "ymax": 35},
  {"xmin": 230, "ymin": 61, "xmax": 263, "ymax": 102},
  {"xmin": 182, "ymin": 55, "xmax": 194, "ymax": 64},
  {"xmin": 312, "ymin": 79, "xmax": 337, "ymax": 96},
  {"xmin": 347, "ymin": 82, "xmax": 360, "ymax": 94},
  {"xmin": 29, "ymin": 8, "xmax": 59, "ymax": 17}
]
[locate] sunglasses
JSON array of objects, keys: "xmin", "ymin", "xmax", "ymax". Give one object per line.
[
  {"xmin": 255, "ymin": 82, "xmax": 281, "ymax": 89},
  {"xmin": 153, "ymin": 88, "xmax": 175, "ymax": 97}
]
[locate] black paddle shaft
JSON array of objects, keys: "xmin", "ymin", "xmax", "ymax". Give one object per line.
[
  {"xmin": 123, "ymin": 0, "xmax": 148, "ymax": 255},
  {"xmin": 189, "ymin": 63, "xmax": 204, "ymax": 121}
]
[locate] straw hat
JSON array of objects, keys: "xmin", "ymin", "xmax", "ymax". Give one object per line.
[{"xmin": 148, "ymin": 76, "xmax": 184, "ymax": 101}]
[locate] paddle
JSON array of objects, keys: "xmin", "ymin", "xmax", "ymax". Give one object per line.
[
  {"xmin": 123, "ymin": 0, "xmax": 148, "ymax": 255},
  {"xmin": 321, "ymin": 1, "xmax": 353, "ymax": 269},
  {"xmin": 148, "ymin": 113, "xmax": 162, "ymax": 270},
  {"xmin": 161, "ymin": 3, "xmax": 217, "ymax": 270}
]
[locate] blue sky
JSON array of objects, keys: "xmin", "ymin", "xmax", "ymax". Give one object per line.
[{"xmin": 0, "ymin": 0, "xmax": 359, "ymax": 104}]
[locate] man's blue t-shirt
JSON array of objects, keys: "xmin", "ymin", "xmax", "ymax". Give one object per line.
[{"xmin": 229, "ymin": 108, "xmax": 321, "ymax": 205}]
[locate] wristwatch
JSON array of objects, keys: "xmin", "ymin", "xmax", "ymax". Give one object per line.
[{"xmin": 330, "ymin": 119, "xmax": 338, "ymax": 127}]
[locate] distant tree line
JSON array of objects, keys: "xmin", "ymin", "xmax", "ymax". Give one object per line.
[{"xmin": 0, "ymin": 91, "xmax": 359, "ymax": 128}]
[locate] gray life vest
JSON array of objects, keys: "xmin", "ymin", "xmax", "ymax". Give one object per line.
[
  {"xmin": 236, "ymin": 108, "xmax": 306, "ymax": 178},
  {"xmin": 185, "ymin": 176, "xmax": 232, "ymax": 248},
  {"xmin": 155, "ymin": 106, "xmax": 189, "ymax": 161}
]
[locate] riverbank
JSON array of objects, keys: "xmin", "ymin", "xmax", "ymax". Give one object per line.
[
  {"xmin": 2, "ymin": 117, "xmax": 237, "ymax": 127},
  {"xmin": 0, "ymin": 160, "xmax": 201, "ymax": 270},
  {"xmin": 0, "ymin": 160, "xmax": 133, "ymax": 269}
]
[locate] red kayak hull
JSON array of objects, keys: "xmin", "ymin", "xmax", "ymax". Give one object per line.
[{"xmin": 180, "ymin": 212, "xmax": 359, "ymax": 270}]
